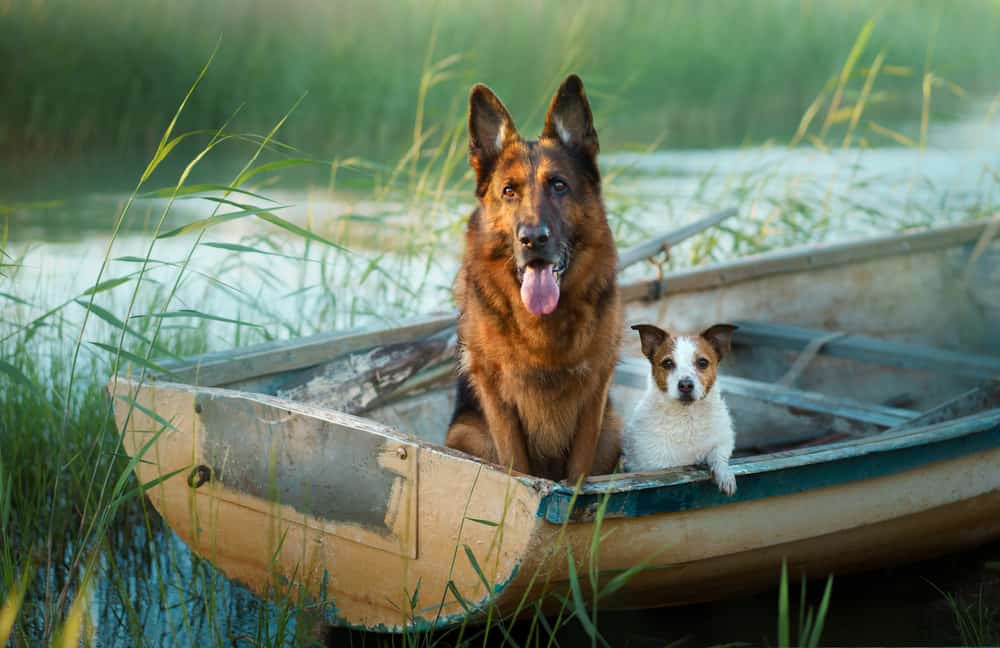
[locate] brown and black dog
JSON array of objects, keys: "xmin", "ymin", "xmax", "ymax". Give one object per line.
[{"xmin": 445, "ymin": 75, "xmax": 622, "ymax": 482}]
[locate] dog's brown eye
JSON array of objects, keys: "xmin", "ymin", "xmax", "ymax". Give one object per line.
[
  {"xmin": 550, "ymin": 178, "xmax": 568, "ymax": 195},
  {"xmin": 696, "ymin": 357, "xmax": 710, "ymax": 370},
  {"xmin": 502, "ymin": 185, "xmax": 516, "ymax": 199},
  {"xmin": 661, "ymin": 358, "xmax": 675, "ymax": 370}
]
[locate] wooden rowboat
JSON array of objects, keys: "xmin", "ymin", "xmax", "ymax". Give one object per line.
[{"xmin": 108, "ymin": 217, "xmax": 1000, "ymax": 632}]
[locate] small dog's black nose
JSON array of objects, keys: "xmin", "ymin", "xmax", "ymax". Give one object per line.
[
  {"xmin": 678, "ymin": 378, "xmax": 694, "ymax": 394},
  {"xmin": 518, "ymin": 224, "xmax": 550, "ymax": 249}
]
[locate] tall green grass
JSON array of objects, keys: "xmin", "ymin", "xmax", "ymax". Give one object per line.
[
  {"xmin": 1, "ymin": 13, "xmax": 999, "ymax": 646},
  {"xmin": 930, "ymin": 578, "xmax": 1000, "ymax": 646},
  {"xmin": 3, "ymin": 0, "xmax": 1000, "ymax": 172},
  {"xmin": 776, "ymin": 561, "xmax": 833, "ymax": 648}
]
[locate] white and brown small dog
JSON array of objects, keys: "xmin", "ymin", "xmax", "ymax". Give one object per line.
[{"xmin": 623, "ymin": 323, "xmax": 739, "ymax": 495}]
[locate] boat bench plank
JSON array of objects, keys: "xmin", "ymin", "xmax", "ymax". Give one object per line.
[
  {"xmin": 616, "ymin": 208, "xmax": 738, "ymax": 271},
  {"xmin": 889, "ymin": 381, "xmax": 1000, "ymax": 432},
  {"xmin": 732, "ymin": 320, "xmax": 1000, "ymax": 380}
]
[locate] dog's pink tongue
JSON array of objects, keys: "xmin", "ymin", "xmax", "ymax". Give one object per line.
[{"xmin": 520, "ymin": 264, "xmax": 559, "ymax": 315}]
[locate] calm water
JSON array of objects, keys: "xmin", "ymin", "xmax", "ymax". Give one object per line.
[{"xmin": 4, "ymin": 108, "xmax": 1000, "ymax": 645}]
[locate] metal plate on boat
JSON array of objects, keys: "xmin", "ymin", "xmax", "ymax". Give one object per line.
[{"xmin": 195, "ymin": 392, "xmax": 418, "ymax": 558}]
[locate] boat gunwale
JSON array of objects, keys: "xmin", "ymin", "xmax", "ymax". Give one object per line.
[
  {"xmin": 621, "ymin": 216, "xmax": 995, "ymax": 302},
  {"xmin": 541, "ymin": 408, "xmax": 1000, "ymax": 523},
  {"xmin": 577, "ymin": 408, "xmax": 1000, "ymax": 493}
]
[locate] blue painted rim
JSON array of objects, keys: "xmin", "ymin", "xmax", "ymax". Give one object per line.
[{"xmin": 541, "ymin": 412, "xmax": 1000, "ymax": 524}]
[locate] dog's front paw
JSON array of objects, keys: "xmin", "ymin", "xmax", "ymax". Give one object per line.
[{"xmin": 712, "ymin": 467, "xmax": 737, "ymax": 496}]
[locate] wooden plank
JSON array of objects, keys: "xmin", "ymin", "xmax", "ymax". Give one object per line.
[
  {"xmin": 732, "ymin": 320, "xmax": 1000, "ymax": 380},
  {"xmin": 889, "ymin": 381, "xmax": 1000, "ymax": 432},
  {"xmin": 615, "ymin": 357, "xmax": 916, "ymax": 428},
  {"xmin": 720, "ymin": 375, "xmax": 915, "ymax": 428},
  {"xmin": 620, "ymin": 218, "xmax": 994, "ymax": 303},
  {"xmin": 275, "ymin": 329, "xmax": 458, "ymax": 413},
  {"xmin": 616, "ymin": 207, "xmax": 738, "ymax": 271},
  {"xmin": 360, "ymin": 361, "xmax": 457, "ymax": 413},
  {"xmin": 158, "ymin": 312, "xmax": 457, "ymax": 387}
]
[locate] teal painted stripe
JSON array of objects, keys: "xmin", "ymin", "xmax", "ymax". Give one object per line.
[{"xmin": 541, "ymin": 415, "xmax": 1000, "ymax": 524}]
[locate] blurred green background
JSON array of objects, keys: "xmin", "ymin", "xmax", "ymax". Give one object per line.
[{"xmin": 3, "ymin": 0, "xmax": 998, "ymax": 167}]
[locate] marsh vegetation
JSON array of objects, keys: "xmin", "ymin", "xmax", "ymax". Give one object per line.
[{"xmin": 2, "ymin": 1, "xmax": 1000, "ymax": 645}]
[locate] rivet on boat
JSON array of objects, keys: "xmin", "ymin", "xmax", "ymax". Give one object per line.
[
  {"xmin": 194, "ymin": 402, "xmax": 203, "ymax": 414},
  {"xmin": 397, "ymin": 447, "xmax": 408, "ymax": 460},
  {"xmin": 187, "ymin": 465, "xmax": 211, "ymax": 489}
]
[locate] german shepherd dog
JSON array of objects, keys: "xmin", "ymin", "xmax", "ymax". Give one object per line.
[{"xmin": 445, "ymin": 75, "xmax": 622, "ymax": 482}]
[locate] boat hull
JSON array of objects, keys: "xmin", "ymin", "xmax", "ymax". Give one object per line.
[{"xmin": 110, "ymin": 377, "xmax": 1000, "ymax": 630}]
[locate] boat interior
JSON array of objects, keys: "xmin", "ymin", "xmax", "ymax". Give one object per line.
[
  {"xmin": 220, "ymin": 317, "xmax": 1000, "ymax": 468},
  {"xmin": 381, "ymin": 323, "xmax": 998, "ymax": 457}
]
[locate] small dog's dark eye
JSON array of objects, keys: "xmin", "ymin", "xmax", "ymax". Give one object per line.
[
  {"xmin": 696, "ymin": 357, "xmax": 710, "ymax": 370},
  {"xmin": 550, "ymin": 178, "xmax": 568, "ymax": 194},
  {"xmin": 502, "ymin": 185, "xmax": 516, "ymax": 199},
  {"xmin": 661, "ymin": 358, "xmax": 675, "ymax": 370}
]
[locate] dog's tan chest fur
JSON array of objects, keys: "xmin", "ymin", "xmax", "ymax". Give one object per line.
[{"xmin": 462, "ymin": 304, "xmax": 618, "ymax": 461}]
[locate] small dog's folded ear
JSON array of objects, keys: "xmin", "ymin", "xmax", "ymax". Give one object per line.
[
  {"xmin": 701, "ymin": 324, "xmax": 739, "ymax": 359},
  {"xmin": 468, "ymin": 84, "xmax": 519, "ymax": 196},
  {"xmin": 631, "ymin": 324, "xmax": 668, "ymax": 361},
  {"xmin": 541, "ymin": 74, "xmax": 599, "ymax": 159}
]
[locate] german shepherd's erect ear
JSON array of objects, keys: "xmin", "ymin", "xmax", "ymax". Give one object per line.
[
  {"xmin": 468, "ymin": 84, "xmax": 519, "ymax": 196},
  {"xmin": 541, "ymin": 74, "xmax": 599, "ymax": 160},
  {"xmin": 450, "ymin": 73, "xmax": 623, "ymax": 482}
]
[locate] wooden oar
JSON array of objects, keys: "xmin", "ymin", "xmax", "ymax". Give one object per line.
[{"xmin": 616, "ymin": 207, "xmax": 738, "ymax": 272}]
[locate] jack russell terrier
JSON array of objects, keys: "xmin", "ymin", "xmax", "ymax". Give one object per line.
[{"xmin": 623, "ymin": 323, "xmax": 739, "ymax": 496}]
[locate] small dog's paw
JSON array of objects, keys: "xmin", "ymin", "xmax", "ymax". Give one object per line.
[{"xmin": 713, "ymin": 468, "xmax": 737, "ymax": 496}]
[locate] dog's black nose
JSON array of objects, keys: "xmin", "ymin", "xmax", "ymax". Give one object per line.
[
  {"xmin": 677, "ymin": 378, "xmax": 694, "ymax": 394},
  {"xmin": 518, "ymin": 224, "xmax": 550, "ymax": 249}
]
